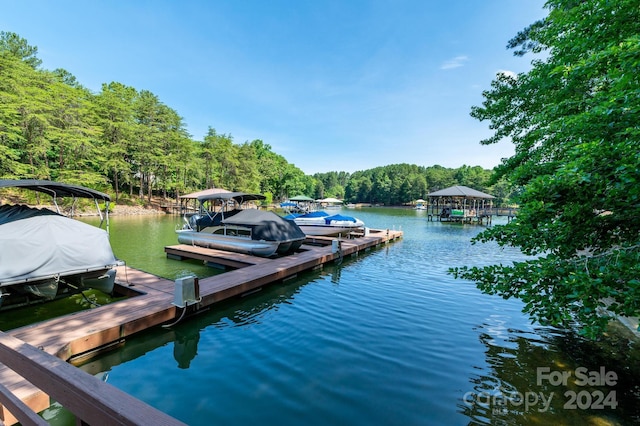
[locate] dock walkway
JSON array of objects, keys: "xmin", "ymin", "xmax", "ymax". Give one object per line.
[{"xmin": 0, "ymin": 228, "xmax": 402, "ymax": 424}]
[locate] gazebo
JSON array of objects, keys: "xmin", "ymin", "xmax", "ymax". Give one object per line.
[
  {"xmin": 426, "ymin": 185, "xmax": 494, "ymax": 223},
  {"xmin": 316, "ymin": 197, "xmax": 343, "ymax": 209}
]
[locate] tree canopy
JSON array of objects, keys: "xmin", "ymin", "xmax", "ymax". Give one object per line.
[{"xmin": 452, "ymin": 0, "xmax": 640, "ymax": 338}]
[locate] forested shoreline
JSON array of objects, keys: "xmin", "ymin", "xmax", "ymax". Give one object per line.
[{"xmin": 0, "ymin": 31, "xmax": 514, "ymax": 207}]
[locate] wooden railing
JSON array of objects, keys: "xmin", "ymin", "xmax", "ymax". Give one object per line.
[
  {"xmin": 490, "ymin": 207, "xmax": 518, "ymax": 217},
  {"xmin": 0, "ymin": 331, "xmax": 185, "ymax": 426},
  {"xmin": 424, "ymin": 206, "xmax": 518, "ymax": 217}
]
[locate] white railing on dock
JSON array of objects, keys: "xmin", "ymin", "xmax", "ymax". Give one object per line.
[{"xmin": 0, "ymin": 331, "xmax": 185, "ymax": 426}]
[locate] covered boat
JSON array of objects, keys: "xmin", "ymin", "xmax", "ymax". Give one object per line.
[
  {"xmin": 177, "ymin": 192, "xmax": 305, "ymax": 257},
  {"xmin": 280, "ymin": 196, "xmax": 365, "ymax": 237},
  {"xmin": 0, "ymin": 179, "xmax": 121, "ymax": 310},
  {"xmin": 284, "ymin": 210, "xmax": 365, "ymax": 237}
]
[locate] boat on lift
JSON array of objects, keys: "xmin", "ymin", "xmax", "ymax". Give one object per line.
[
  {"xmin": 281, "ymin": 197, "xmax": 365, "ymax": 237},
  {"xmin": 0, "ymin": 179, "xmax": 122, "ymax": 310},
  {"xmin": 177, "ymin": 191, "xmax": 306, "ymax": 257},
  {"xmin": 284, "ymin": 210, "xmax": 365, "ymax": 237}
]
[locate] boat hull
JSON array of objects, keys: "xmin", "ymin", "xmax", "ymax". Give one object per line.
[
  {"xmin": 177, "ymin": 230, "xmax": 294, "ymax": 257},
  {"xmin": 0, "ymin": 180, "xmax": 120, "ymax": 311},
  {"xmin": 177, "ymin": 207, "xmax": 306, "ymax": 257},
  {"xmin": 296, "ymin": 224, "xmax": 361, "ymax": 237},
  {"xmin": 290, "ymin": 212, "xmax": 365, "ymax": 237}
]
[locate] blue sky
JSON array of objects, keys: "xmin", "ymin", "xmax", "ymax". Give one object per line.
[{"xmin": 2, "ymin": 0, "xmax": 547, "ymax": 175}]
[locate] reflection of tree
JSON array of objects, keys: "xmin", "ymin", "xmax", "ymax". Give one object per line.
[{"xmin": 458, "ymin": 323, "xmax": 640, "ymax": 425}]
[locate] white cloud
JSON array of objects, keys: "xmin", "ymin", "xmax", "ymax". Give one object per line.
[
  {"xmin": 497, "ymin": 69, "xmax": 518, "ymax": 79},
  {"xmin": 440, "ymin": 55, "xmax": 469, "ymax": 70}
]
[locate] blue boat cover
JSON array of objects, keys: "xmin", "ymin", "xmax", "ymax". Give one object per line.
[{"xmin": 325, "ymin": 214, "xmax": 357, "ymax": 223}]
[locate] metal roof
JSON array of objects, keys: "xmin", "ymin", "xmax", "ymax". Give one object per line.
[
  {"xmin": 316, "ymin": 197, "xmax": 343, "ymax": 203},
  {"xmin": 179, "ymin": 188, "xmax": 232, "ymax": 199},
  {"xmin": 181, "ymin": 189, "xmax": 265, "ymax": 203},
  {"xmin": 426, "ymin": 185, "xmax": 494, "ymax": 199},
  {"xmin": 288, "ymin": 195, "xmax": 315, "ymax": 202}
]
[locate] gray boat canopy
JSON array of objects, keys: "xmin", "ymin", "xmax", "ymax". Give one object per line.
[
  {"xmin": 0, "ymin": 179, "xmax": 112, "ymax": 229},
  {"xmin": 179, "ymin": 189, "xmax": 265, "ymax": 204},
  {"xmin": 0, "ymin": 179, "xmax": 111, "ymax": 201},
  {"xmin": 198, "ymin": 192, "xmax": 266, "ymax": 203}
]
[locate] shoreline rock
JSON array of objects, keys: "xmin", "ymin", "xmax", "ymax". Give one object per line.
[
  {"xmin": 22, "ymin": 203, "xmax": 166, "ymax": 216},
  {"xmin": 110, "ymin": 204, "xmax": 165, "ymax": 215}
]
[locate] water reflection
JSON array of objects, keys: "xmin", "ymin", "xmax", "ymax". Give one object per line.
[
  {"xmin": 82, "ymin": 214, "xmax": 223, "ymax": 280},
  {"xmin": 0, "ymin": 290, "xmax": 126, "ymax": 330},
  {"xmin": 79, "ymin": 262, "xmax": 336, "ymax": 374},
  {"xmin": 459, "ymin": 321, "xmax": 640, "ymax": 425},
  {"xmin": 173, "ymin": 327, "xmax": 199, "ymax": 369},
  {"xmin": 67, "ymin": 210, "xmax": 640, "ymax": 425}
]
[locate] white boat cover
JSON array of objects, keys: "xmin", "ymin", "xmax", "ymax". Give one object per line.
[{"xmin": 0, "ymin": 205, "xmax": 119, "ymax": 286}]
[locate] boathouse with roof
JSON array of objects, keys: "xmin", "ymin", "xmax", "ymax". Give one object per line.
[{"xmin": 426, "ymin": 185, "xmax": 495, "ymax": 223}]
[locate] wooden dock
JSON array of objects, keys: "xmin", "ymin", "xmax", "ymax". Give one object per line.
[{"xmin": 0, "ymin": 228, "xmax": 402, "ymax": 424}]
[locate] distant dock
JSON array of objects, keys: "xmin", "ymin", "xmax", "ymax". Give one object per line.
[
  {"xmin": 0, "ymin": 228, "xmax": 402, "ymax": 424},
  {"xmin": 426, "ymin": 207, "xmax": 518, "ymax": 225}
]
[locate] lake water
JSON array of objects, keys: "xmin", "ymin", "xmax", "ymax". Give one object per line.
[{"xmin": 29, "ymin": 209, "xmax": 640, "ymax": 424}]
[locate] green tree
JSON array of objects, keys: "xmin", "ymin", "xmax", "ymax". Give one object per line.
[
  {"xmin": 154, "ymin": 103, "xmax": 190, "ymax": 199},
  {"xmin": 0, "ymin": 53, "xmax": 34, "ymax": 177},
  {"xmin": 454, "ymin": 165, "xmax": 491, "ymax": 191},
  {"xmin": 249, "ymin": 139, "xmax": 282, "ymax": 195},
  {"xmin": 201, "ymin": 128, "xmax": 238, "ymax": 190},
  {"xmin": 46, "ymin": 70, "xmax": 103, "ymax": 186},
  {"xmin": 236, "ymin": 142, "xmax": 261, "ymax": 193},
  {"xmin": 451, "ymin": 0, "xmax": 640, "ymax": 338},
  {"xmin": 487, "ymin": 176, "xmax": 518, "ymax": 207},
  {"xmin": 279, "ymin": 163, "xmax": 308, "ymax": 199},
  {"xmin": 174, "ymin": 138, "xmax": 201, "ymax": 198},
  {"xmin": 425, "ymin": 165, "xmax": 456, "ymax": 191},
  {"xmin": 313, "ymin": 179, "xmax": 325, "ymax": 199},
  {"xmin": 201, "ymin": 127, "xmax": 218, "ymax": 189},
  {"xmin": 313, "ymin": 171, "xmax": 349, "ymax": 199},
  {"xmin": 211, "ymin": 132, "xmax": 239, "ymax": 190},
  {"xmin": 12, "ymin": 58, "xmax": 52, "ymax": 179},
  {"xmin": 95, "ymin": 82, "xmax": 137, "ymax": 201},
  {"xmin": 0, "ymin": 31, "xmax": 42, "ymax": 69},
  {"xmin": 132, "ymin": 90, "xmax": 165, "ymax": 200}
]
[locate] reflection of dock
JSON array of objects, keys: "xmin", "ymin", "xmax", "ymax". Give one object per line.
[{"xmin": 0, "ymin": 228, "xmax": 402, "ymax": 425}]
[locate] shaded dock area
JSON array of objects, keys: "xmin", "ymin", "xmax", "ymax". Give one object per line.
[{"xmin": 0, "ymin": 228, "xmax": 402, "ymax": 424}]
